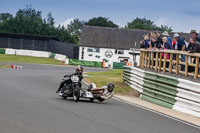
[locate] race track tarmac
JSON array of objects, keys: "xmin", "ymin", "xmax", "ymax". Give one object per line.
[{"xmin": 0, "ymin": 64, "xmax": 199, "ymax": 133}]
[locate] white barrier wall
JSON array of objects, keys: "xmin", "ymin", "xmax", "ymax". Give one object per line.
[
  {"xmin": 15, "ymin": 50, "xmax": 51, "ymax": 58},
  {"xmin": 55, "ymin": 54, "xmax": 66, "ymax": 61},
  {"xmin": 5, "ymin": 48, "xmax": 16, "ymax": 55}
]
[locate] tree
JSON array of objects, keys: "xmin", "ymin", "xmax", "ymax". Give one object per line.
[
  {"xmin": 125, "ymin": 17, "xmax": 157, "ymax": 30},
  {"xmin": 67, "ymin": 19, "xmax": 85, "ymax": 44},
  {"xmin": 0, "ymin": 13, "xmax": 13, "ymax": 22},
  {"xmin": 47, "ymin": 13, "xmax": 55, "ymax": 27},
  {"xmin": 125, "ymin": 17, "xmax": 173, "ymax": 32},
  {"xmin": 159, "ymin": 25, "xmax": 173, "ymax": 33},
  {"xmin": 85, "ymin": 17, "xmax": 118, "ymax": 28}
]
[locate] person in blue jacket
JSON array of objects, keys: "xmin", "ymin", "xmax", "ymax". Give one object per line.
[
  {"xmin": 162, "ymin": 31, "xmax": 173, "ymax": 50},
  {"xmin": 174, "ymin": 33, "xmax": 186, "ymax": 71}
]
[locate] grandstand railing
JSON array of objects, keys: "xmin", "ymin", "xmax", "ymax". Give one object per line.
[{"xmin": 139, "ymin": 49, "xmax": 200, "ymax": 79}]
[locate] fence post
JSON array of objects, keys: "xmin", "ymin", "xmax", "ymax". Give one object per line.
[
  {"xmin": 155, "ymin": 52, "xmax": 158, "ymax": 71},
  {"xmin": 185, "ymin": 55, "xmax": 188, "ymax": 76},
  {"xmin": 145, "ymin": 51, "xmax": 148, "ymax": 67},
  {"xmin": 148, "ymin": 51, "xmax": 151, "ymax": 68},
  {"xmin": 163, "ymin": 53, "xmax": 167, "ymax": 72},
  {"xmin": 159, "ymin": 52, "xmax": 162, "ymax": 72},
  {"xmin": 151, "ymin": 51, "xmax": 154, "ymax": 69},
  {"xmin": 194, "ymin": 56, "xmax": 199, "ymax": 79},
  {"xmin": 176, "ymin": 53, "xmax": 179, "ymax": 74},
  {"xmin": 169, "ymin": 53, "xmax": 173, "ymax": 73},
  {"xmin": 141, "ymin": 51, "xmax": 145, "ymax": 68},
  {"xmin": 139, "ymin": 51, "xmax": 142, "ymax": 67}
]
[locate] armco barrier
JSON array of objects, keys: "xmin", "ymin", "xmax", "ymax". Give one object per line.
[
  {"xmin": 123, "ymin": 66, "xmax": 200, "ymax": 117},
  {"xmin": 69, "ymin": 59, "xmax": 102, "ymax": 68}
]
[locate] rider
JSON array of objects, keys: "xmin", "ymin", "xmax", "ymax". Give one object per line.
[{"xmin": 56, "ymin": 65, "xmax": 83, "ymax": 93}]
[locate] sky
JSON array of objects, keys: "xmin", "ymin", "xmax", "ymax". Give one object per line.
[{"xmin": 1, "ymin": 0, "xmax": 200, "ymax": 33}]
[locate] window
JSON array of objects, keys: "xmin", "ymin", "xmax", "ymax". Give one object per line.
[
  {"xmin": 87, "ymin": 48, "xmax": 100, "ymax": 53},
  {"xmin": 115, "ymin": 49, "xmax": 124, "ymax": 55}
]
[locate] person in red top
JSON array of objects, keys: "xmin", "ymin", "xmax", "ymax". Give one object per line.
[{"xmin": 172, "ymin": 39, "xmax": 177, "ymax": 50}]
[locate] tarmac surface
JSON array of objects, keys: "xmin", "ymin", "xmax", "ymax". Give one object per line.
[{"xmin": 0, "ymin": 63, "xmax": 199, "ymax": 133}]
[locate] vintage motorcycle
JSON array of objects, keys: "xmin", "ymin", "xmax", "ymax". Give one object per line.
[
  {"xmin": 58, "ymin": 75, "xmax": 115, "ymax": 102},
  {"xmin": 59, "ymin": 74, "xmax": 81, "ymax": 102}
]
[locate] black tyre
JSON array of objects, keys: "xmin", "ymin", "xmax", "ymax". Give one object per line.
[
  {"xmin": 89, "ymin": 98, "xmax": 94, "ymax": 102},
  {"xmin": 62, "ymin": 96, "xmax": 67, "ymax": 99},
  {"xmin": 98, "ymin": 98, "xmax": 105, "ymax": 102},
  {"xmin": 73, "ymin": 84, "xmax": 80, "ymax": 102}
]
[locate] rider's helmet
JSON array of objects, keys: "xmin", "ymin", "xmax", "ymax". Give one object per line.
[
  {"xmin": 107, "ymin": 83, "xmax": 115, "ymax": 92},
  {"xmin": 76, "ymin": 65, "xmax": 83, "ymax": 75}
]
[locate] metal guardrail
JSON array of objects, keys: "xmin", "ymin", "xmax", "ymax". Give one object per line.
[{"xmin": 139, "ymin": 49, "xmax": 200, "ymax": 79}]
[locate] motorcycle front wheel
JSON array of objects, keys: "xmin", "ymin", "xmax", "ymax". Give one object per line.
[{"xmin": 73, "ymin": 84, "xmax": 80, "ymax": 102}]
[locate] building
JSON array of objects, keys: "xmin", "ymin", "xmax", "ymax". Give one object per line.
[
  {"xmin": 79, "ymin": 25, "xmax": 191, "ymax": 67},
  {"xmin": 79, "ymin": 25, "xmax": 147, "ymax": 67}
]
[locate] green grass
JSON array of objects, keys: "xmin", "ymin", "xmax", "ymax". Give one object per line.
[
  {"xmin": 0, "ymin": 54, "xmax": 63, "ymax": 65},
  {"xmin": 0, "ymin": 65, "xmax": 10, "ymax": 68},
  {"xmin": 85, "ymin": 69, "xmax": 132, "ymax": 94}
]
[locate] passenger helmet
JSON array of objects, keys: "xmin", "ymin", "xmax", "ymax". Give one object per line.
[{"xmin": 107, "ymin": 83, "xmax": 115, "ymax": 92}]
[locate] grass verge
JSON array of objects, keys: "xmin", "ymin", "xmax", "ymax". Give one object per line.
[
  {"xmin": 0, "ymin": 54, "xmax": 63, "ymax": 65},
  {"xmin": 85, "ymin": 69, "xmax": 133, "ymax": 95},
  {"xmin": 0, "ymin": 65, "xmax": 10, "ymax": 68}
]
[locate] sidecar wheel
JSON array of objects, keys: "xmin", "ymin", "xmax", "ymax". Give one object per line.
[
  {"xmin": 98, "ymin": 98, "xmax": 105, "ymax": 102},
  {"xmin": 62, "ymin": 96, "xmax": 67, "ymax": 99}
]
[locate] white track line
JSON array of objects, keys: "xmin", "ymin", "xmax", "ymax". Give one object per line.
[{"xmin": 113, "ymin": 97, "xmax": 200, "ymax": 129}]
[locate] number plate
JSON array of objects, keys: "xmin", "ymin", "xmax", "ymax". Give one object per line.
[{"xmin": 71, "ymin": 75, "xmax": 79, "ymax": 82}]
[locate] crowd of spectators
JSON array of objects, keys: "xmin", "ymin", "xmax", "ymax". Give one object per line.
[{"xmin": 140, "ymin": 30, "xmax": 200, "ymax": 73}]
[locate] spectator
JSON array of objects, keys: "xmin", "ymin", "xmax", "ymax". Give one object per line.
[
  {"xmin": 183, "ymin": 38, "xmax": 189, "ymax": 49},
  {"xmin": 156, "ymin": 32, "xmax": 162, "ymax": 47},
  {"xmin": 144, "ymin": 35, "xmax": 150, "ymax": 49},
  {"xmin": 174, "ymin": 33, "xmax": 186, "ymax": 71},
  {"xmin": 172, "ymin": 38, "xmax": 177, "ymax": 50},
  {"xmin": 187, "ymin": 38, "xmax": 200, "ymax": 53},
  {"xmin": 161, "ymin": 37, "xmax": 171, "ymax": 50},
  {"xmin": 162, "ymin": 31, "xmax": 173, "ymax": 50},
  {"xmin": 187, "ymin": 38, "xmax": 200, "ymax": 72},
  {"xmin": 174, "ymin": 33, "xmax": 185, "ymax": 51},
  {"xmin": 150, "ymin": 37, "xmax": 157, "ymax": 48},
  {"xmin": 140, "ymin": 35, "xmax": 150, "ymax": 49},
  {"xmin": 190, "ymin": 30, "xmax": 200, "ymax": 42},
  {"xmin": 161, "ymin": 37, "xmax": 170, "ymax": 67}
]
